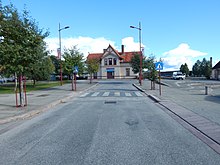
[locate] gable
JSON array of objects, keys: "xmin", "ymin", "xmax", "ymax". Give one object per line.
[
  {"xmin": 102, "ymin": 45, "xmax": 122, "ymax": 59},
  {"xmin": 213, "ymin": 61, "xmax": 220, "ymax": 69},
  {"xmin": 87, "ymin": 44, "xmax": 141, "ymax": 63}
]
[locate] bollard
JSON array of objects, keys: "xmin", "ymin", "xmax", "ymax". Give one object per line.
[{"xmin": 205, "ymin": 86, "xmax": 209, "ymax": 95}]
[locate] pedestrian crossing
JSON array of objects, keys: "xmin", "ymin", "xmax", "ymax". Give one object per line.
[{"xmin": 80, "ymin": 91, "xmax": 144, "ymax": 98}]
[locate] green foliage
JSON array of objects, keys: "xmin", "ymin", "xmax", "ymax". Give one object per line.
[
  {"xmin": 87, "ymin": 58, "xmax": 99, "ymax": 74},
  {"xmin": 86, "ymin": 58, "xmax": 99, "ymax": 83},
  {"xmin": 50, "ymin": 55, "xmax": 60, "ymax": 74},
  {"xmin": 180, "ymin": 63, "xmax": 189, "ymax": 76},
  {"xmin": 27, "ymin": 56, "xmax": 55, "ymax": 82},
  {"xmin": 192, "ymin": 58, "xmax": 212, "ymax": 79},
  {"xmin": 0, "ymin": 3, "xmax": 49, "ymax": 76},
  {"xmin": 62, "ymin": 46, "xmax": 85, "ymax": 77},
  {"xmin": 145, "ymin": 56, "xmax": 158, "ymax": 81},
  {"xmin": 130, "ymin": 53, "xmax": 141, "ymax": 74}
]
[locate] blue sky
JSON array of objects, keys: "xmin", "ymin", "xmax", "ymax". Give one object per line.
[{"xmin": 1, "ymin": 0, "xmax": 220, "ymax": 70}]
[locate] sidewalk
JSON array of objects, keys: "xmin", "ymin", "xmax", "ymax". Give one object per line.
[
  {"xmin": 134, "ymin": 79, "xmax": 220, "ymax": 153},
  {"xmin": 0, "ymin": 80, "xmax": 97, "ymax": 124}
]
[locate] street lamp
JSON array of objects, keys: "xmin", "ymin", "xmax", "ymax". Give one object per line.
[
  {"xmin": 130, "ymin": 22, "xmax": 142, "ymax": 86},
  {"xmin": 58, "ymin": 23, "xmax": 70, "ymax": 86}
]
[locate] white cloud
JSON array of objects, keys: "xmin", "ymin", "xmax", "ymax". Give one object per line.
[
  {"xmin": 122, "ymin": 37, "xmax": 145, "ymax": 52},
  {"xmin": 162, "ymin": 43, "xmax": 208, "ymax": 71},
  {"xmin": 45, "ymin": 37, "xmax": 116, "ymax": 58},
  {"xmin": 45, "ymin": 36, "xmax": 145, "ymax": 59}
]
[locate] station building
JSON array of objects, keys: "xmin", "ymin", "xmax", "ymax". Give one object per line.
[{"xmin": 87, "ymin": 45, "xmax": 141, "ymax": 79}]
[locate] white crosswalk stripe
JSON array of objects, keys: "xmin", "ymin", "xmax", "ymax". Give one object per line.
[
  {"xmin": 80, "ymin": 92, "xmax": 90, "ymax": 97},
  {"xmin": 125, "ymin": 92, "xmax": 132, "ymax": 97},
  {"xmin": 114, "ymin": 92, "xmax": 120, "ymax": 97},
  {"xmin": 134, "ymin": 92, "xmax": 143, "ymax": 97},
  {"xmin": 80, "ymin": 91, "xmax": 144, "ymax": 97},
  {"xmin": 103, "ymin": 92, "xmax": 110, "ymax": 96},
  {"xmin": 91, "ymin": 92, "xmax": 99, "ymax": 97}
]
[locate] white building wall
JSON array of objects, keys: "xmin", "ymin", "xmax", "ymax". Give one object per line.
[{"xmin": 93, "ymin": 53, "xmax": 136, "ymax": 79}]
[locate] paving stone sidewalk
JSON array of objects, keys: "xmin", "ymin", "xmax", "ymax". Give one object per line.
[{"xmin": 134, "ymin": 79, "xmax": 220, "ymax": 153}]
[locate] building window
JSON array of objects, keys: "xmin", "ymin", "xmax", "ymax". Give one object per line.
[
  {"xmin": 126, "ymin": 68, "xmax": 130, "ymax": 76},
  {"xmin": 109, "ymin": 58, "xmax": 112, "ymax": 65},
  {"xmin": 113, "ymin": 58, "xmax": 117, "ymax": 65},
  {"xmin": 104, "ymin": 58, "xmax": 107, "ymax": 65}
]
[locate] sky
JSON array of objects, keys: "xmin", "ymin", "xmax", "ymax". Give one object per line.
[{"xmin": 1, "ymin": 0, "xmax": 220, "ymax": 71}]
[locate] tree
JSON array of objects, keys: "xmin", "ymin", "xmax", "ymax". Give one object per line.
[
  {"xmin": 192, "ymin": 58, "xmax": 211, "ymax": 79},
  {"xmin": 0, "ymin": 3, "xmax": 49, "ymax": 106},
  {"xmin": 50, "ymin": 55, "xmax": 60, "ymax": 75},
  {"xmin": 130, "ymin": 53, "xmax": 141, "ymax": 74},
  {"xmin": 87, "ymin": 58, "xmax": 99, "ymax": 84},
  {"xmin": 62, "ymin": 46, "xmax": 84, "ymax": 79},
  {"xmin": 192, "ymin": 60, "xmax": 201, "ymax": 76},
  {"xmin": 202, "ymin": 58, "xmax": 212, "ymax": 79},
  {"xmin": 144, "ymin": 56, "xmax": 157, "ymax": 89},
  {"xmin": 180, "ymin": 63, "xmax": 189, "ymax": 76},
  {"xmin": 27, "ymin": 57, "xmax": 55, "ymax": 86}
]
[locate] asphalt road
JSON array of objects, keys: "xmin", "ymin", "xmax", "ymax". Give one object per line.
[{"xmin": 0, "ymin": 80, "xmax": 219, "ymax": 165}]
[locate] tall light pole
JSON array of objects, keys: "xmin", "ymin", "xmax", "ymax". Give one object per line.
[
  {"xmin": 130, "ymin": 22, "xmax": 142, "ymax": 86},
  {"xmin": 58, "ymin": 23, "xmax": 70, "ymax": 86}
]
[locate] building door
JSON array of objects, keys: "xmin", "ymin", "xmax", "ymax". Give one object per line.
[
  {"xmin": 106, "ymin": 68, "xmax": 115, "ymax": 79},
  {"xmin": 107, "ymin": 71, "xmax": 114, "ymax": 79}
]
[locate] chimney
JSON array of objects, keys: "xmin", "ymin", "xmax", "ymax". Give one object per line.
[
  {"xmin": 210, "ymin": 57, "xmax": 212, "ymax": 68},
  {"xmin": 121, "ymin": 45, "xmax": 124, "ymax": 54}
]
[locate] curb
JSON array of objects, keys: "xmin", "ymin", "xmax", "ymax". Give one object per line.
[
  {"xmin": 133, "ymin": 83, "xmax": 220, "ymax": 154},
  {"xmin": 0, "ymin": 83, "xmax": 98, "ymax": 125},
  {"xmin": 132, "ymin": 83, "xmax": 161, "ymax": 102}
]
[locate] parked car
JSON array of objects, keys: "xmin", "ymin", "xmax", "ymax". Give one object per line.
[
  {"xmin": 0, "ymin": 75, "xmax": 7, "ymax": 84},
  {"xmin": 172, "ymin": 72, "xmax": 186, "ymax": 80}
]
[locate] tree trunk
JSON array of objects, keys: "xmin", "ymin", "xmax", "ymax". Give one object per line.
[
  {"xmin": 33, "ymin": 79, "xmax": 36, "ymax": 87},
  {"xmin": 90, "ymin": 74, "xmax": 92, "ymax": 84},
  {"xmin": 18, "ymin": 75, "xmax": 25, "ymax": 107}
]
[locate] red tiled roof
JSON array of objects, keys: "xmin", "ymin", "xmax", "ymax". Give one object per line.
[
  {"xmin": 87, "ymin": 47, "xmax": 141, "ymax": 63},
  {"xmin": 119, "ymin": 51, "xmax": 141, "ymax": 63},
  {"xmin": 87, "ymin": 53, "xmax": 102, "ymax": 60}
]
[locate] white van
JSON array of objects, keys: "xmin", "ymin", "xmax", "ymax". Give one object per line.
[{"xmin": 172, "ymin": 72, "xmax": 186, "ymax": 80}]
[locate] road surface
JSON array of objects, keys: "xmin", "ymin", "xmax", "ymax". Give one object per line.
[{"xmin": 0, "ymin": 80, "xmax": 219, "ymax": 165}]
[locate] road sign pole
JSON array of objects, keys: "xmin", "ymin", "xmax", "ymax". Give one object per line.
[
  {"xmin": 159, "ymin": 69, "xmax": 162, "ymax": 96},
  {"xmin": 74, "ymin": 73, "xmax": 76, "ymax": 91},
  {"xmin": 72, "ymin": 74, "xmax": 74, "ymax": 91}
]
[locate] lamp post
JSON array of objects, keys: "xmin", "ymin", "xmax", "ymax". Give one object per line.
[
  {"xmin": 130, "ymin": 22, "xmax": 142, "ymax": 86},
  {"xmin": 58, "ymin": 23, "xmax": 70, "ymax": 86}
]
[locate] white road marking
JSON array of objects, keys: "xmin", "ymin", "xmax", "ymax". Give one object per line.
[
  {"xmin": 80, "ymin": 92, "xmax": 90, "ymax": 97},
  {"xmin": 91, "ymin": 92, "xmax": 99, "ymax": 97},
  {"xmin": 103, "ymin": 92, "xmax": 110, "ymax": 97},
  {"xmin": 125, "ymin": 92, "xmax": 132, "ymax": 97},
  {"xmin": 135, "ymin": 92, "xmax": 143, "ymax": 97},
  {"xmin": 114, "ymin": 92, "xmax": 120, "ymax": 96}
]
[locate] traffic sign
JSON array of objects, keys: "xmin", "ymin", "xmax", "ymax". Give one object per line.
[
  {"xmin": 155, "ymin": 62, "xmax": 163, "ymax": 70},
  {"xmin": 73, "ymin": 66, "xmax": 78, "ymax": 73}
]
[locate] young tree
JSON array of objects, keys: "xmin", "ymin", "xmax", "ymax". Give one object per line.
[
  {"xmin": 62, "ymin": 46, "xmax": 84, "ymax": 79},
  {"xmin": 0, "ymin": 3, "xmax": 49, "ymax": 106},
  {"xmin": 130, "ymin": 53, "xmax": 141, "ymax": 74},
  {"xmin": 87, "ymin": 58, "xmax": 99, "ymax": 84},
  {"xmin": 145, "ymin": 56, "xmax": 157, "ymax": 89}
]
